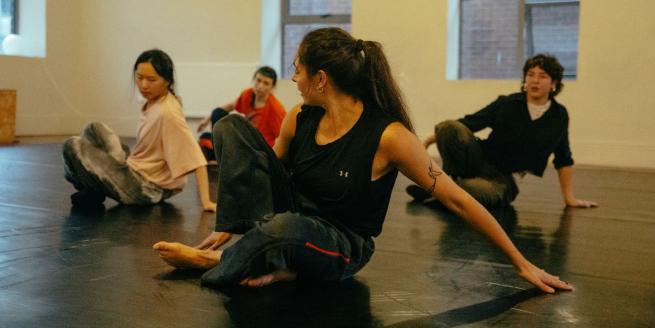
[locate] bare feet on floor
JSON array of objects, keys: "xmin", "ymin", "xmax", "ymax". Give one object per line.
[
  {"xmin": 153, "ymin": 241, "xmax": 221, "ymax": 269},
  {"xmin": 240, "ymin": 269, "xmax": 298, "ymax": 288}
]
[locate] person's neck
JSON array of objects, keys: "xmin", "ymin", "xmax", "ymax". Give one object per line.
[
  {"xmin": 145, "ymin": 92, "xmax": 168, "ymax": 109},
  {"xmin": 254, "ymin": 93, "xmax": 269, "ymax": 108},
  {"xmin": 318, "ymin": 93, "xmax": 363, "ymax": 140},
  {"xmin": 527, "ymin": 95, "xmax": 550, "ymax": 106}
]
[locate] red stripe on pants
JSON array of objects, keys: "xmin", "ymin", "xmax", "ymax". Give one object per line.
[{"xmin": 304, "ymin": 241, "xmax": 351, "ymax": 264}]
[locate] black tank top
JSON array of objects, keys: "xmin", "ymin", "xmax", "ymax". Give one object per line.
[{"xmin": 288, "ymin": 105, "xmax": 398, "ymax": 237}]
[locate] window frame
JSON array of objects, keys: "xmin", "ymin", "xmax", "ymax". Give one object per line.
[
  {"xmin": 449, "ymin": 0, "xmax": 579, "ymax": 80},
  {"xmin": 1, "ymin": 0, "xmax": 18, "ymax": 36},
  {"xmin": 524, "ymin": 0, "xmax": 580, "ymax": 78},
  {"xmin": 279, "ymin": 0, "xmax": 352, "ymax": 78}
]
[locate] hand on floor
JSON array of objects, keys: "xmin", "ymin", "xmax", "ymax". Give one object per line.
[
  {"xmin": 195, "ymin": 231, "xmax": 233, "ymax": 250},
  {"xmin": 203, "ymin": 201, "xmax": 217, "ymax": 212},
  {"xmin": 565, "ymin": 197, "xmax": 598, "ymax": 208},
  {"xmin": 516, "ymin": 261, "xmax": 573, "ymax": 294}
]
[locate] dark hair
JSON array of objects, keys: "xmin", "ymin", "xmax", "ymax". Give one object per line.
[
  {"xmin": 297, "ymin": 28, "xmax": 413, "ymax": 132},
  {"xmin": 521, "ymin": 53, "xmax": 564, "ymax": 97},
  {"xmin": 133, "ymin": 49, "xmax": 177, "ymax": 96},
  {"xmin": 254, "ymin": 66, "xmax": 278, "ymax": 86}
]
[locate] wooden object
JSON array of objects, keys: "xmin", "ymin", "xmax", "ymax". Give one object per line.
[{"xmin": 0, "ymin": 89, "xmax": 16, "ymax": 144}]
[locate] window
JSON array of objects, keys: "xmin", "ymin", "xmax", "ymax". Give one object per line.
[
  {"xmin": 447, "ymin": 0, "xmax": 579, "ymax": 80},
  {"xmin": 0, "ymin": 0, "xmax": 46, "ymax": 58},
  {"xmin": 280, "ymin": 0, "xmax": 352, "ymax": 78},
  {"xmin": 0, "ymin": 0, "xmax": 17, "ymax": 42},
  {"xmin": 524, "ymin": 0, "xmax": 579, "ymax": 78}
]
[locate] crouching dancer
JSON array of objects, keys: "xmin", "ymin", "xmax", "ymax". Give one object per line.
[
  {"xmin": 153, "ymin": 28, "xmax": 571, "ymax": 293},
  {"xmin": 63, "ymin": 49, "xmax": 215, "ymax": 212}
]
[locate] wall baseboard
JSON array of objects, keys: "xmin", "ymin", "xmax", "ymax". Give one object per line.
[
  {"xmin": 15, "ymin": 122, "xmax": 655, "ymax": 170},
  {"xmin": 572, "ymin": 140, "xmax": 655, "ymax": 170},
  {"xmin": 16, "ymin": 115, "xmax": 136, "ymax": 137}
]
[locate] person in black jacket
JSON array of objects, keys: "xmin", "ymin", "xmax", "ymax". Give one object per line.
[{"xmin": 407, "ymin": 54, "xmax": 597, "ymax": 208}]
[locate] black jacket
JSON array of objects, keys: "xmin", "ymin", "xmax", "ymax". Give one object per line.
[{"xmin": 459, "ymin": 92, "xmax": 574, "ymax": 177}]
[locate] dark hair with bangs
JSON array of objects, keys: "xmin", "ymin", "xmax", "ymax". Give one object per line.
[
  {"xmin": 133, "ymin": 49, "xmax": 177, "ymax": 96},
  {"xmin": 521, "ymin": 53, "xmax": 564, "ymax": 97}
]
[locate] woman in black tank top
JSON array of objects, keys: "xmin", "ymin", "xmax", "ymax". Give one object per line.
[{"xmin": 153, "ymin": 28, "xmax": 572, "ymax": 294}]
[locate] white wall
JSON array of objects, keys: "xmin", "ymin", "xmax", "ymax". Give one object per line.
[
  {"xmin": 1, "ymin": 0, "xmax": 653, "ymax": 169},
  {"xmin": 0, "ymin": 0, "xmax": 260, "ymax": 136},
  {"xmin": 74, "ymin": 0, "xmax": 260, "ymax": 135},
  {"xmin": 0, "ymin": 0, "xmax": 82, "ymax": 136}
]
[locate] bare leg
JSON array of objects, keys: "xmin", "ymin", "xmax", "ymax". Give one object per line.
[
  {"xmin": 239, "ymin": 269, "xmax": 298, "ymax": 288},
  {"xmin": 153, "ymin": 241, "xmax": 221, "ymax": 269}
]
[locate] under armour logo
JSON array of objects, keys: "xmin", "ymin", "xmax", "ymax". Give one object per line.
[{"xmin": 339, "ymin": 170, "xmax": 349, "ymax": 178}]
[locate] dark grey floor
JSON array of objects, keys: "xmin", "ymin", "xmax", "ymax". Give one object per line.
[{"xmin": 1, "ymin": 141, "xmax": 654, "ymax": 327}]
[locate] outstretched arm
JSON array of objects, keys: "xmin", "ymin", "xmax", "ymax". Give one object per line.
[
  {"xmin": 423, "ymin": 133, "xmax": 436, "ymax": 149},
  {"xmin": 194, "ymin": 165, "xmax": 216, "ymax": 212},
  {"xmin": 557, "ymin": 166, "xmax": 598, "ymax": 208},
  {"xmin": 196, "ymin": 102, "xmax": 237, "ymax": 133},
  {"xmin": 379, "ymin": 123, "xmax": 572, "ymax": 293},
  {"xmin": 196, "ymin": 115, "xmax": 212, "ymax": 133}
]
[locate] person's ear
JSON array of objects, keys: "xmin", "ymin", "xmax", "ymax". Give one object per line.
[{"xmin": 315, "ymin": 70, "xmax": 328, "ymax": 94}]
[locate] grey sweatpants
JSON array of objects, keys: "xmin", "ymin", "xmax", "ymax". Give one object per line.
[{"xmin": 62, "ymin": 122, "xmax": 173, "ymax": 205}]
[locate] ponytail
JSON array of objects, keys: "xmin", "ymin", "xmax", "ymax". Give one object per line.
[
  {"xmin": 297, "ymin": 28, "xmax": 413, "ymax": 132},
  {"xmin": 360, "ymin": 41, "xmax": 413, "ymax": 132}
]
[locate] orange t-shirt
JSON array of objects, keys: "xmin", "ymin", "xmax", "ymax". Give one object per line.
[
  {"xmin": 234, "ymin": 88, "xmax": 286, "ymax": 146},
  {"xmin": 127, "ymin": 93, "xmax": 207, "ymax": 190}
]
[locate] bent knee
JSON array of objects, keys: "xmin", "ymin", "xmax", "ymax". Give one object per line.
[
  {"xmin": 435, "ymin": 119, "xmax": 465, "ymax": 132},
  {"xmin": 212, "ymin": 114, "xmax": 248, "ymax": 136},
  {"xmin": 435, "ymin": 120, "xmax": 475, "ymax": 143},
  {"xmin": 82, "ymin": 121, "xmax": 108, "ymax": 137},
  {"xmin": 62, "ymin": 137, "xmax": 81, "ymax": 158},
  {"xmin": 81, "ymin": 122, "xmax": 118, "ymax": 147},
  {"xmin": 259, "ymin": 212, "xmax": 314, "ymax": 240},
  {"xmin": 458, "ymin": 178, "xmax": 509, "ymax": 207}
]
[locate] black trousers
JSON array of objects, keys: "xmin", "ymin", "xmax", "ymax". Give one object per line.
[
  {"xmin": 435, "ymin": 120, "xmax": 518, "ymax": 207},
  {"xmin": 200, "ymin": 115, "xmax": 374, "ymax": 287}
]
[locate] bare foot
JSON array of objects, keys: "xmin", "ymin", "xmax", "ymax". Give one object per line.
[
  {"xmin": 153, "ymin": 241, "xmax": 221, "ymax": 269},
  {"xmin": 239, "ymin": 269, "xmax": 297, "ymax": 288}
]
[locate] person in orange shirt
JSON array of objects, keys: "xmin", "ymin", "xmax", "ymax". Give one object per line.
[{"xmin": 197, "ymin": 66, "xmax": 286, "ymax": 161}]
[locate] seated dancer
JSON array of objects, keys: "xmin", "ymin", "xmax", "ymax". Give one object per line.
[
  {"xmin": 63, "ymin": 49, "xmax": 215, "ymax": 212},
  {"xmin": 154, "ymin": 28, "xmax": 572, "ymax": 294},
  {"xmin": 407, "ymin": 54, "xmax": 597, "ymax": 208},
  {"xmin": 196, "ymin": 66, "xmax": 286, "ymax": 161}
]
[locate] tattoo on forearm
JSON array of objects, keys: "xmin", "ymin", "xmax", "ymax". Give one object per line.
[{"xmin": 427, "ymin": 160, "xmax": 442, "ymax": 194}]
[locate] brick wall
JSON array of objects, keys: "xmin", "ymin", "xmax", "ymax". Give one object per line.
[
  {"xmin": 460, "ymin": 0, "xmax": 521, "ymax": 79},
  {"xmin": 288, "ymin": 0, "xmax": 351, "ymax": 15},
  {"xmin": 529, "ymin": 3, "xmax": 579, "ymax": 76},
  {"xmin": 281, "ymin": 0, "xmax": 352, "ymax": 78},
  {"xmin": 459, "ymin": 0, "xmax": 579, "ymax": 79}
]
